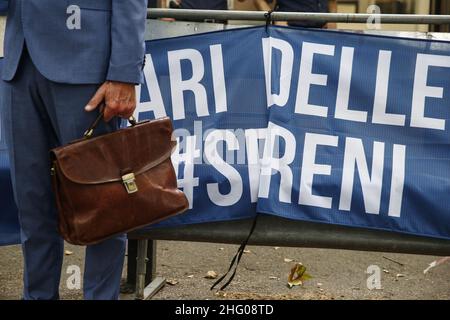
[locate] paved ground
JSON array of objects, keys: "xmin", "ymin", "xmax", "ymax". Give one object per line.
[
  {"xmin": 0, "ymin": 241, "xmax": 448, "ymax": 300},
  {"xmin": 0, "ymin": 17, "xmax": 5, "ymax": 57}
]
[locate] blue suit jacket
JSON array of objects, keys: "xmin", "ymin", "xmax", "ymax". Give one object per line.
[{"xmin": 1, "ymin": 0, "xmax": 147, "ymax": 84}]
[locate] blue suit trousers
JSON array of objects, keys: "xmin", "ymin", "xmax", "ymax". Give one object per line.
[{"xmin": 1, "ymin": 48, "xmax": 126, "ymax": 300}]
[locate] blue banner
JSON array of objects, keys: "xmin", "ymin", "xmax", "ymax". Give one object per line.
[
  {"xmin": 1, "ymin": 26, "xmax": 450, "ymax": 244},
  {"xmin": 256, "ymin": 28, "xmax": 450, "ymax": 240}
]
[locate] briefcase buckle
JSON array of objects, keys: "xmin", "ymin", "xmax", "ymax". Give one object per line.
[{"xmin": 122, "ymin": 173, "xmax": 138, "ymax": 194}]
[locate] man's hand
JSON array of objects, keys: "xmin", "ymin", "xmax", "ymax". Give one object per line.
[{"xmin": 85, "ymin": 81, "xmax": 136, "ymax": 122}]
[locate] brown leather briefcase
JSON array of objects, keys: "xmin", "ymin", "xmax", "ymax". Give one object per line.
[{"xmin": 50, "ymin": 112, "xmax": 189, "ymax": 246}]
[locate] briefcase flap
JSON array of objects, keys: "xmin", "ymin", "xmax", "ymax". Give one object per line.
[{"xmin": 51, "ymin": 117, "xmax": 176, "ymax": 185}]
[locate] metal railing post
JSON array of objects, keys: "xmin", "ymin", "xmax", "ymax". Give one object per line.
[
  {"xmin": 133, "ymin": 239, "xmax": 166, "ymax": 300},
  {"xmin": 135, "ymin": 239, "xmax": 148, "ymax": 300}
]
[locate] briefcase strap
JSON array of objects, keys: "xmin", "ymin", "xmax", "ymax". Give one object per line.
[{"xmin": 83, "ymin": 103, "xmax": 137, "ymax": 139}]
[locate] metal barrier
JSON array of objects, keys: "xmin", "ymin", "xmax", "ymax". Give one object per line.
[
  {"xmin": 147, "ymin": 8, "xmax": 450, "ymax": 25},
  {"xmin": 124, "ymin": 17, "xmax": 450, "ymax": 300}
]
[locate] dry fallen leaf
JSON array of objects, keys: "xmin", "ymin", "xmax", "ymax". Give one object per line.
[
  {"xmin": 287, "ymin": 263, "xmax": 312, "ymax": 288},
  {"xmin": 187, "ymin": 275, "xmax": 194, "ymax": 278},
  {"xmin": 383, "ymin": 269, "xmax": 390, "ymax": 274},
  {"xmin": 396, "ymin": 274, "xmax": 406, "ymax": 278},
  {"xmin": 243, "ymin": 249, "xmax": 251, "ymax": 254},
  {"xmin": 64, "ymin": 250, "xmax": 73, "ymax": 256},
  {"xmin": 274, "ymin": 247, "xmax": 280, "ymax": 250},
  {"xmin": 219, "ymin": 248, "xmax": 224, "ymax": 251},
  {"xmin": 284, "ymin": 258, "xmax": 294, "ymax": 263},
  {"xmin": 166, "ymin": 279, "xmax": 178, "ymax": 286},
  {"xmin": 205, "ymin": 271, "xmax": 218, "ymax": 279},
  {"xmin": 423, "ymin": 257, "xmax": 450, "ymax": 274}
]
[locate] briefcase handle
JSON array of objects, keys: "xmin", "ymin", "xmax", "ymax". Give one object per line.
[{"xmin": 83, "ymin": 103, "xmax": 137, "ymax": 139}]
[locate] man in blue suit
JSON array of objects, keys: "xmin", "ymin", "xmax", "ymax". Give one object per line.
[{"xmin": 0, "ymin": 0, "xmax": 147, "ymax": 299}]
